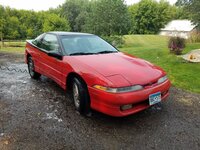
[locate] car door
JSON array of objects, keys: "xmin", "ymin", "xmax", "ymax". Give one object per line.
[
  {"xmin": 39, "ymin": 34, "xmax": 65, "ymax": 86},
  {"xmin": 29, "ymin": 34, "xmax": 45, "ymax": 74}
]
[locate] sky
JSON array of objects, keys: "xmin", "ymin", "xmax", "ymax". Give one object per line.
[{"xmin": 0, "ymin": 0, "xmax": 177, "ymax": 11}]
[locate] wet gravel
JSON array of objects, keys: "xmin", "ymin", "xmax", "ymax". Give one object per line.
[{"xmin": 0, "ymin": 52, "xmax": 200, "ymax": 150}]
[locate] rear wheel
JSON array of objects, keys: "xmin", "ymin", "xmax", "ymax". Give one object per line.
[
  {"xmin": 72, "ymin": 77, "xmax": 91, "ymax": 116},
  {"xmin": 28, "ymin": 56, "xmax": 41, "ymax": 79}
]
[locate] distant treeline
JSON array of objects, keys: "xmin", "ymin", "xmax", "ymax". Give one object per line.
[
  {"xmin": 0, "ymin": 0, "xmax": 193, "ymax": 40},
  {"xmin": 0, "ymin": 7, "xmax": 70, "ymax": 40}
]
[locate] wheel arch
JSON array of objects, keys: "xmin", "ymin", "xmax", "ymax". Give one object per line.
[
  {"xmin": 26, "ymin": 53, "xmax": 32, "ymax": 63},
  {"xmin": 66, "ymin": 72, "xmax": 88, "ymax": 91},
  {"xmin": 27, "ymin": 53, "xmax": 31, "ymax": 58},
  {"xmin": 67, "ymin": 72, "xmax": 92, "ymax": 115}
]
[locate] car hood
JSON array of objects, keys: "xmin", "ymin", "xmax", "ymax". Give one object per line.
[{"xmin": 72, "ymin": 52, "xmax": 165, "ymax": 86}]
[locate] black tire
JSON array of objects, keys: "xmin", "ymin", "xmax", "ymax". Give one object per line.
[
  {"xmin": 27, "ymin": 56, "xmax": 41, "ymax": 79},
  {"xmin": 72, "ymin": 77, "xmax": 91, "ymax": 115}
]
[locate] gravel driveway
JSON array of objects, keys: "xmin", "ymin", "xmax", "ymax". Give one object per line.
[{"xmin": 0, "ymin": 52, "xmax": 200, "ymax": 150}]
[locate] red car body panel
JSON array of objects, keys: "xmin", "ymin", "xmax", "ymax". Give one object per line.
[
  {"xmin": 89, "ymin": 80, "xmax": 170, "ymax": 117},
  {"xmin": 25, "ymin": 36, "xmax": 171, "ymax": 117},
  {"xmin": 69, "ymin": 53, "xmax": 165, "ymax": 87}
]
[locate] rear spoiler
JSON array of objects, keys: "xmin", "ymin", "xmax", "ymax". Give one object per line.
[
  {"xmin": 26, "ymin": 40, "xmax": 33, "ymax": 44},
  {"xmin": 26, "ymin": 40, "xmax": 38, "ymax": 49}
]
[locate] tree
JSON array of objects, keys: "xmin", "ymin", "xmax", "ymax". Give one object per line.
[
  {"xmin": 42, "ymin": 13, "xmax": 71, "ymax": 32},
  {"xmin": 175, "ymin": 0, "xmax": 199, "ymax": 28},
  {"xmin": 83, "ymin": 0, "xmax": 131, "ymax": 36},
  {"xmin": 60, "ymin": 0, "xmax": 91, "ymax": 32},
  {"xmin": 6, "ymin": 16, "xmax": 21, "ymax": 39},
  {"xmin": 186, "ymin": 0, "xmax": 200, "ymax": 29},
  {"xmin": 0, "ymin": 4, "xmax": 71, "ymax": 40},
  {"xmin": 128, "ymin": 3, "xmax": 139, "ymax": 33},
  {"xmin": 169, "ymin": 5, "xmax": 191, "ymax": 20},
  {"xmin": 0, "ymin": 6, "xmax": 8, "ymax": 46},
  {"xmin": 175, "ymin": 0, "xmax": 190, "ymax": 6},
  {"xmin": 129, "ymin": 0, "xmax": 174, "ymax": 34},
  {"xmin": 174, "ymin": 0, "xmax": 191, "ymax": 20},
  {"xmin": 0, "ymin": 7, "xmax": 21, "ymax": 41}
]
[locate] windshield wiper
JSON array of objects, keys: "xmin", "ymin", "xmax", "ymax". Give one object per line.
[
  {"xmin": 96, "ymin": 50, "xmax": 118, "ymax": 54},
  {"xmin": 69, "ymin": 52, "xmax": 95, "ymax": 56},
  {"xmin": 70, "ymin": 51, "xmax": 117, "ymax": 56}
]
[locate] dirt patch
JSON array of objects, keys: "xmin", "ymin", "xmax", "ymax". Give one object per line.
[
  {"xmin": 0, "ymin": 53, "xmax": 200, "ymax": 150},
  {"xmin": 0, "ymin": 52, "xmax": 24, "ymax": 65}
]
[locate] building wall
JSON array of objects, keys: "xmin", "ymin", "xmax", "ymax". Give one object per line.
[{"xmin": 160, "ymin": 30, "xmax": 191, "ymax": 39}]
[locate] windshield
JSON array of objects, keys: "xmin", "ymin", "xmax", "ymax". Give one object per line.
[{"xmin": 60, "ymin": 35, "xmax": 118, "ymax": 55}]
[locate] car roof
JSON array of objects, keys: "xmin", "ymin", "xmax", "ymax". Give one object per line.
[{"xmin": 47, "ymin": 31, "xmax": 94, "ymax": 36}]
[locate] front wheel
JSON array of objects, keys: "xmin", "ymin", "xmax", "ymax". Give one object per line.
[
  {"xmin": 28, "ymin": 56, "xmax": 41, "ymax": 79},
  {"xmin": 72, "ymin": 77, "xmax": 91, "ymax": 116}
]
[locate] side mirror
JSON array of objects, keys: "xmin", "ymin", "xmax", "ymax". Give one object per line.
[{"xmin": 48, "ymin": 51, "xmax": 63, "ymax": 60}]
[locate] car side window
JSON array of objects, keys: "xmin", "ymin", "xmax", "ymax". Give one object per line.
[
  {"xmin": 32, "ymin": 34, "xmax": 44, "ymax": 47},
  {"xmin": 41, "ymin": 34, "xmax": 59, "ymax": 52}
]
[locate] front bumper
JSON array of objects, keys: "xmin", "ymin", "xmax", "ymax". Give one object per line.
[{"xmin": 88, "ymin": 80, "xmax": 171, "ymax": 117}]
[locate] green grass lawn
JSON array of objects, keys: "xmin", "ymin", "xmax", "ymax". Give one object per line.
[
  {"xmin": 120, "ymin": 35, "xmax": 200, "ymax": 93},
  {"xmin": 0, "ymin": 35, "xmax": 200, "ymax": 93},
  {"xmin": 0, "ymin": 41, "xmax": 25, "ymax": 53}
]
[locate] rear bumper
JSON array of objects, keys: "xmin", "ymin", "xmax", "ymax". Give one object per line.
[{"xmin": 88, "ymin": 80, "xmax": 171, "ymax": 117}]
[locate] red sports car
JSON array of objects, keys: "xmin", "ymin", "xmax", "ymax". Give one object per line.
[{"xmin": 25, "ymin": 32, "xmax": 171, "ymax": 117}]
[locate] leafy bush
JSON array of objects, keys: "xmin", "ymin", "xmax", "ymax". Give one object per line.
[
  {"xmin": 102, "ymin": 36, "xmax": 124, "ymax": 48},
  {"xmin": 168, "ymin": 37, "xmax": 186, "ymax": 55},
  {"xmin": 187, "ymin": 32, "xmax": 200, "ymax": 43}
]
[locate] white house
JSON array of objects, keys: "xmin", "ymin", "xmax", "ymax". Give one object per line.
[{"xmin": 160, "ymin": 20, "xmax": 196, "ymax": 39}]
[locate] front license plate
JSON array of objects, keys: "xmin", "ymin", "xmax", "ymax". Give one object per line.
[{"xmin": 149, "ymin": 92, "xmax": 161, "ymax": 106}]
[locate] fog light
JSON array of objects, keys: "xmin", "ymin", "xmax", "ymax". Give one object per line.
[{"xmin": 121, "ymin": 104, "xmax": 132, "ymax": 111}]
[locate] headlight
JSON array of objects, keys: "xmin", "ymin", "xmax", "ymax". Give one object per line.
[
  {"xmin": 93, "ymin": 85, "xmax": 143, "ymax": 93},
  {"xmin": 157, "ymin": 75, "xmax": 168, "ymax": 84}
]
